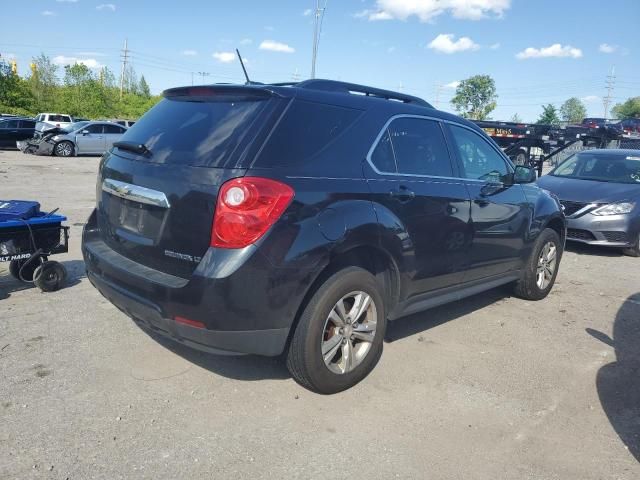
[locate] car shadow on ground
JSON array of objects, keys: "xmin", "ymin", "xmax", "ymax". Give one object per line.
[
  {"xmin": 0, "ymin": 259, "xmax": 86, "ymax": 299},
  {"xmin": 385, "ymin": 286, "xmax": 511, "ymax": 342},
  {"xmin": 587, "ymin": 293, "xmax": 640, "ymax": 462},
  {"xmin": 565, "ymin": 242, "xmax": 624, "ymax": 257},
  {"xmin": 139, "ymin": 328, "xmax": 291, "ymax": 381},
  {"xmin": 135, "ymin": 285, "xmax": 514, "ymax": 382}
]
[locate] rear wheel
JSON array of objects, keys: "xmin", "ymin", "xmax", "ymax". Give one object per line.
[
  {"xmin": 286, "ymin": 267, "xmax": 386, "ymax": 394},
  {"xmin": 54, "ymin": 141, "xmax": 74, "ymax": 157},
  {"xmin": 514, "ymin": 228, "xmax": 562, "ymax": 300},
  {"xmin": 622, "ymin": 233, "xmax": 640, "ymax": 257}
]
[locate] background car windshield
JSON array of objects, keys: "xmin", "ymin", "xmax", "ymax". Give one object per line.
[
  {"xmin": 64, "ymin": 121, "xmax": 89, "ymax": 133},
  {"xmin": 552, "ymin": 152, "xmax": 640, "ymax": 184}
]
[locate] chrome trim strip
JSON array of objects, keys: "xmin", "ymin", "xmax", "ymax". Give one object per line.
[{"xmin": 102, "ymin": 178, "xmax": 170, "ymax": 208}]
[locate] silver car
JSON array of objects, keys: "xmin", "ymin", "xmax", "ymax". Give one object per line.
[{"xmin": 38, "ymin": 121, "xmax": 128, "ymax": 157}]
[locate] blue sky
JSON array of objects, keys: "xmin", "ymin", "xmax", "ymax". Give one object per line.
[{"xmin": 1, "ymin": 0, "xmax": 638, "ymax": 122}]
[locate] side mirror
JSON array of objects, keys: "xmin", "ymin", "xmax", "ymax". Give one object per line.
[
  {"xmin": 513, "ymin": 165, "xmax": 536, "ymax": 184},
  {"xmin": 82, "ymin": 130, "xmax": 89, "ymax": 135}
]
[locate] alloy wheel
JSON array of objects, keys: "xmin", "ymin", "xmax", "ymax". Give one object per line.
[
  {"xmin": 536, "ymin": 241, "xmax": 557, "ymax": 289},
  {"xmin": 321, "ymin": 291, "xmax": 377, "ymax": 375}
]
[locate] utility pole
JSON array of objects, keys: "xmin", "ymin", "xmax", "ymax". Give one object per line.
[
  {"xmin": 292, "ymin": 68, "xmax": 301, "ymax": 83},
  {"xmin": 603, "ymin": 65, "xmax": 616, "ymax": 120},
  {"xmin": 197, "ymin": 72, "xmax": 210, "ymax": 83},
  {"xmin": 434, "ymin": 83, "xmax": 443, "ymax": 109},
  {"xmin": 119, "ymin": 38, "xmax": 129, "ymax": 100},
  {"xmin": 310, "ymin": 0, "xmax": 327, "ymax": 79},
  {"xmin": 191, "ymin": 72, "xmax": 194, "ymax": 86}
]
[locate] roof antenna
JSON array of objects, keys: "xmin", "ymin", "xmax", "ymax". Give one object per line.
[{"xmin": 236, "ymin": 49, "xmax": 251, "ymax": 84}]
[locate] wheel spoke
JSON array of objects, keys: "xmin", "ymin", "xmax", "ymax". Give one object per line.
[
  {"xmin": 328, "ymin": 308, "xmax": 345, "ymax": 327},
  {"xmin": 334, "ymin": 299, "xmax": 348, "ymax": 324},
  {"xmin": 322, "ymin": 334, "xmax": 343, "ymax": 364},
  {"xmin": 546, "ymin": 245, "xmax": 557, "ymax": 263},
  {"xmin": 348, "ymin": 293, "xmax": 371, "ymax": 324},
  {"xmin": 341, "ymin": 341, "xmax": 354, "ymax": 373},
  {"xmin": 352, "ymin": 329, "xmax": 375, "ymax": 343}
]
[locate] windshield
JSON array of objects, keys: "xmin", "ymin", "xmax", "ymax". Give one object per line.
[
  {"xmin": 64, "ymin": 121, "xmax": 89, "ymax": 133},
  {"xmin": 551, "ymin": 152, "xmax": 640, "ymax": 184}
]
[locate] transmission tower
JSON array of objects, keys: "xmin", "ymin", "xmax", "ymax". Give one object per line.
[
  {"xmin": 603, "ymin": 66, "xmax": 616, "ymax": 120},
  {"xmin": 119, "ymin": 38, "xmax": 129, "ymax": 100}
]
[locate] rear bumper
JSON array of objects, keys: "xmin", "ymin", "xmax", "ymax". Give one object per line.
[
  {"xmin": 87, "ymin": 270, "xmax": 288, "ymax": 356},
  {"xmin": 82, "ymin": 212, "xmax": 320, "ymax": 357},
  {"xmin": 566, "ymin": 213, "xmax": 639, "ymax": 248}
]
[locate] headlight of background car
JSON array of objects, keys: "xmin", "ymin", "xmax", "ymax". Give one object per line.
[{"xmin": 592, "ymin": 202, "xmax": 635, "ymax": 215}]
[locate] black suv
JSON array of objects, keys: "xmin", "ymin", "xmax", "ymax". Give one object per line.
[{"xmin": 82, "ymin": 80, "xmax": 565, "ymax": 393}]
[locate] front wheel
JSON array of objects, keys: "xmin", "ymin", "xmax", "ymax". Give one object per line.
[
  {"xmin": 514, "ymin": 228, "xmax": 562, "ymax": 300},
  {"xmin": 286, "ymin": 267, "xmax": 386, "ymax": 394},
  {"xmin": 622, "ymin": 233, "xmax": 640, "ymax": 257},
  {"xmin": 54, "ymin": 141, "xmax": 74, "ymax": 157}
]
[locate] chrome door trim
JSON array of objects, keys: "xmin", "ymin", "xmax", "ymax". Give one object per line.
[{"xmin": 102, "ymin": 178, "xmax": 171, "ymax": 208}]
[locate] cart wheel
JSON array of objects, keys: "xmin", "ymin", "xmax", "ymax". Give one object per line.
[
  {"xmin": 10, "ymin": 257, "xmax": 44, "ymax": 282},
  {"xmin": 33, "ymin": 261, "xmax": 67, "ymax": 292}
]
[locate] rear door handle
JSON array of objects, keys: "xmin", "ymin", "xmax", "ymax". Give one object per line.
[{"xmin": 390, "ymin": 186, "xmax": 415, "ymax": 202}]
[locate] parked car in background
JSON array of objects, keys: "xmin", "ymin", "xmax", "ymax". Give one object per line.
[
  {"xmin": 82, "ymin": 80, "xmax": 566, "ymax": 393},
  {"xmin": 537, "ymin": 149, "xmax": 640, "ymax": 256},
  {"xmin": 617, "ymin": 118, "xmax": 640, "ymax": 137},
  {"xmin": 35, "ymin": 113, "xmax": 73, "ymax": 132},
  {"xmin": 26, "ymin": 121, "xmax": 127, "ymax": 156},
  {"xmin": 0, "ymin": 117, "xmax": 35, "ymax": 148},
  {"xmin": 73, "ymin": 117, "xmax": 90, "ymax": 123}
]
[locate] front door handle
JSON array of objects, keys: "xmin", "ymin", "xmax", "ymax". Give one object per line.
[{"xmin": 390, "ymin": 186, "xmax": 415, "ymax": 202}]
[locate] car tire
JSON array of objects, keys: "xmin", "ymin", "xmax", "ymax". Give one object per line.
[
  {"xmin": 622, "ymin": 233, "xmax": 640, "ymax": 257},
  {"xmin": 514, "ymin": 228, "xmax": 562, "ymax": 300},
  {"xmin": 513, "ymin": 150, "xmax": 529, "ymax": 166},
  {"xmin": 286, "ymin": 266, "xmax": 386, "ymax": 394},
  {"xmin": 54, "ymin": 141, "xmax": 74, "ymax": 157}
]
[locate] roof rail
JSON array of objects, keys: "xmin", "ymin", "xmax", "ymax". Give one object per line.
[{"xmin": 295, "ymin": 79, "xmax": 433, "ymax": 108}]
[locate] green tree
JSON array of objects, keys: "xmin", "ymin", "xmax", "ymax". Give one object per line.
[
  {"xmin": 28, "ymin": 54, "xmax": 58, "ymax": 111},
  {"xmin": 0, "ymin": 59, "xmax": 33, "ymax": 112},
  {"xmin": 560, "ymin": 97, "xmax": 587, "ymax": 123},
  {"xmin": 450, "ymin": 74, "xmax": 497, "ymax": 120},
  {"xmin": 537, "ymin": 104, "xmax": 561, "ymax": 125},
  {"xmin": 510, "ymin": 113, "xmax": 523, "ymax": 123},
  {"xmin": 611, "ymin": 97, "xmax": 640, "ymax": 119},
  {"xmin": 138, "ymin": 75, "xmax": 151, "ymax": 99}
]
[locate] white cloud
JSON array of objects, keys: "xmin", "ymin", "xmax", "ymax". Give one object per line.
[
  {"xmin": 444, "ymin": 81, "xmax": 461, "ymax": 89},
  {"xmin": 581, "ymin": 95, "xmax": 600, "ymax": 103},
  {"xmin": 239, "ymin": 38, "xmax": 252, "ymax": 45},
  {"xmin": 516, "ymin": 43, "xmax": 582, "ymax": 59},
  {"xmin": 599, "ymin": 43, "xmax": 617, "ymax": 54},
  {"xmin": 96, "ymin": 4, "xmax": 116, "ymax": 11},
  {"xmin": 490, "ymin": 42, "xmax": 501, "ymax": 50},
  {"xmin": 212, "ymin": 51, "xmax": 236, "ymax": 63},
  {"xmin": 356, "ymin": 0, "xmax": 510, "ymax": 22},
  {"xmin": 42, "ymin": 10, "xmax": 56, "ymax": 16},
  {"xmin": 427, "ymin": 34, "xmax": 479, "ymax": 54},
  {"xmin": 303, "ymin": 8, "xmax": 313, "ymax": 16},
  {"xmin": 259, "ymin": 40, "xmax": 295, "ymax": 53},
  {"xmin": 182, "ymin": 49, "xmax": 198, "ymax": 56},
  {"xmin": 53, "ymin": 55, "xmax": 103, "ymax": 69}
]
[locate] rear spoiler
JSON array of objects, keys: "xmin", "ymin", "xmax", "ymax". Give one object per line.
[{"xmin": 162, "ymin": 85, "xmax": 280, "ymax": 100}]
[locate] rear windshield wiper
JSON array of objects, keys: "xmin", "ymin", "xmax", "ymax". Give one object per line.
[{"xmin": 113, "ymin": 141, "xmax": 152, "ymax": 156}]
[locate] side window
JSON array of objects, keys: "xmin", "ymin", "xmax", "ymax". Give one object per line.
[
  {"xmin": 5, "ymin": 120, "xmax": 19, "ymax": 128},
  {"xmin": 19, "ymin": 120, "xmax": 35, "ymax": 129},
  {"xmin": 388, "ymin": 118, "xmax": 452, "ymax": 177},
  {"xmin": 449, "ymin": 125, "xmax": 509, "ymax": 181},
  {"xmin": 104, "ymin": 124, "xmax": 125, "ymax": 134},
  {"xmin": 370, "ymin": 129, "xmax": 397, "ymax": 173},
  {"xmin": 85, "ymin": 124, "xmax": 104, "ymax": 134}
]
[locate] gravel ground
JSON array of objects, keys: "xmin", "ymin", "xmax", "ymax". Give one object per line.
[{"xmin": 1, "ymin": 149, "xmax": 638, "ymax": 479}]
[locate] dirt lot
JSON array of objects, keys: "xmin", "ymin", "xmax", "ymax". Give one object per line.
[{"xmin": 0, "ymin": 149, "xmax": 638, "ymax": 479}]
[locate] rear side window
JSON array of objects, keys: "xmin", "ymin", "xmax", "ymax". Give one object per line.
[
  {"xmin": 370, "ymin": 117, "xmax": 453, "ymax": 177},
  {"xmin": 19, "ymin": 120, "xmax": 35, "ymax": 128},
  {"xmin": 116, "ymin": 95, "xmax": 268, "ymax": 166},
  {"xmin": 256, "ymin": 99, "xmax": 362, "ymax": 166},
  {"xmin": 86, "ymin": 124, "xmax": 104, "ymax": 134},
  {"xmin": 104, "ymin": 124, "xmax": 125, "ymax": 134}
]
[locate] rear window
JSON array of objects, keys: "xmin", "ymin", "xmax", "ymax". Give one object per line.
[
  {"xmin": 256, "ymin": 99, "xmax": 362, "ymax": 167},
  {"xmin": 49, "ymin": 115, "xmax": 71, "ymax": 122},
  {"xmin": 115, "ymin": 95, "xmax": 268, "ymax": 166}
]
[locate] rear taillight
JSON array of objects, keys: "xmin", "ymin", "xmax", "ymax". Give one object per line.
[{"xmin": 211, "ymin": 177, "xmax": 294, "ymax": 249}]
